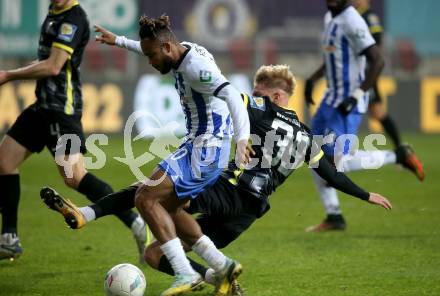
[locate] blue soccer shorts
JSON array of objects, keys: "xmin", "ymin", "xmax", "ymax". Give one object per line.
[
  {"xmin": 311, "ymin": 103, "xmax": 364, "ymax": 156},
  {"xmin": 158, "ymin": 139, "xmax": 231, "ymax": 199}
]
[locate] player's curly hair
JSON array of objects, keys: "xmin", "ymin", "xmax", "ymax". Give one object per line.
[
  {"xmin": 138, "ymin": 14, "xmax": 177, "ymax": 42},
  {"xmin": 254, "ymin": 65, "xmax": 297, "ymax": 96}
]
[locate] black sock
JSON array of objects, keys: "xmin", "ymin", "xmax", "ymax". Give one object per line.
[
  {"xmin": 188, "ymin": 257, "xmax": 209, "ymax": 277},
  {"xmin": 77, "ymin": 173, "xmax": 137, "ymax": 228},
  {"xmin": 327, "ymin": 214, "xmax": 346, "ymax": 224},
  {"xmin": 380, "ymin": 115, "xmax": 401, "ymax": 148},
  {"xmin": 91, "ymin": 186, "xmax": 138, "ymax": 219},
  {"xmin": 158, "ymin": 255, "xmax": 208, "ymax": 278},
  {"xmin": 0, "ymin": 174, "xmax": 20, "ymax": 234}
]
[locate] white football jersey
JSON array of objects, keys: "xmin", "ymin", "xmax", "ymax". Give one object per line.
[
  {"xmin": 172, "ymin": 42, "xmax": 233, "ymax": 144},
  {"xmin": 321, "ymin": 6, "xmax": 376, "ymax": 113}
]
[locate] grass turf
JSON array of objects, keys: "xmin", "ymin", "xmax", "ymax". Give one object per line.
[{"xmin": 0, "ymin": 133, "xmax": 439, "ymax": 296}]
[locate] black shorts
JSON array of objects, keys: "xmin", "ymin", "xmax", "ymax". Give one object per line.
[
  {"xmin": 187, "ymin": 177, "xmax": 262, "ymax": 249},
  {"xmin": 7, "ymin": 104, "xmax": 86, "ymax": 156}
]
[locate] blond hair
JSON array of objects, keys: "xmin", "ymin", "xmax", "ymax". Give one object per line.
[{"xmin": 254, "ymin": 65, "xmax": 296, "ymax": 96}]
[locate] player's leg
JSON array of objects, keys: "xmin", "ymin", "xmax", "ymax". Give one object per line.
[
  {"xmin": 41, "ymin": 184, "xmax": 140, "ymax": 228},
  {"xmin": 191, "ymin": 210, "xmax": 254, "ymax": 296},
  {"xmin": 46, "ymin": 111, "xmax": 146, "ymax": 261},
  {"xmin": 0, "ymin": 105, "xmax": 45, "ymax": 260},
  {"xmin": 86, "ymin": 185, "xmax": 140, "ymax": 221},
  {"xmin": 55, "ymin": 153, "xmax": 138, "ymax": 226},
  {"xmin": 339, "ymin": 111, "xmax": 424, "ymax": 180},
  {"xmin": 369, "ymin": 101, "xmax": 401, "ymax": 148},
  {"xmin": 144, "ymin": 240, "xmax": 208, "ymax": 282},
  {"xmin": 145, "ymin": 180, "xmax": 253, "ymax": 295},
  {"xmin": 0, "ymin": 136, "xmax": 31, "ymax": 260},
  {"xmin": 337, "ymin": 111, "xmax": 397, "ymax": 172},
  {"xmin": 136, "ymin": 141, "xmax": 239, "ymax": 296},
  {"xmin": 171, "ymin": 195, "xmax": 249, "ymax": 296},
  {"xmin": 146, "ymin": 238, "xmax": 246, "ymax": 296},
  {"xmin": 308, "ymin": 105, "xmax": 346, "ymax": 231},
  {"xmin": 306, "ymin": 169, "xmax": 345, "ymax": 232},
  {"xmin": 135, "ymin": 169, "xmax": 205, "ymax": 296},
  {"xmin": 145, "ymin": 212, "xmax": 254, "ymax": 296},
  {"xmin": 40, "ymin": 182, "xmax": 154, "ymax": 263},
  {"xmin": 172, "ymin": 209, "xmax": 243, "ymax": 294},
  {"xmin": 51, "ymin": 131, "xmax": 139, "ymax": 230}
]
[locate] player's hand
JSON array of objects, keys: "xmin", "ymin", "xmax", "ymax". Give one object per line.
[
  {"xmin": 304, "ymin": 78, "xmax": 315, "ymax": 107},
  {"xmin": 245, "ymin": 142, "xmax": 256, "ymax": 161},
  {"xmin": 337, "ymin": 96, "xmax": 358, "ymax": 116},
  {"xmin": 337, "ymin": 88, "xmax": 364, "ymax": 116},
  {"xmin": 94, "ymin": 25, "xmax": 117, "ymax": 45},
  {"xmin": 367, "ymin": 192, "xmax": 392, "ymax": 210},
  {"xmin": 0, "ymin": 70, "xmax": 10, "ymax": 86},
  {"xmin": 236, "ymin": 139, "xmax": 251, "ymax": 167}
]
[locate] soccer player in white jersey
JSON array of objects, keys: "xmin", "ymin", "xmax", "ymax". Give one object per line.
[
  {"xmin": 76, "ymin": 15, "xmax": 249, "ymax": 296},
  {"xmin": 123, "ymin": 15, "xmax": 250, "ymax": 296},
  {"xmin": 304, "ymin": 0, "xmax": 424, "ymax": 231}
]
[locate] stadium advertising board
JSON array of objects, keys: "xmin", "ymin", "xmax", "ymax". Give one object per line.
[{"xmin": 1, "ymin": 76, "xmax": 440, "ymax": 136}]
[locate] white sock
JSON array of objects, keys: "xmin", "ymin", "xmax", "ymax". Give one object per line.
[
  {"xmin": 339, "ymin": 150, "xmax": 397, "ymax": 172},
  {"xmin": 311, "ymin": 170, "xmax": 341, "ymax": 215},
  {"xmin": 160, "ymin": 238, "xmax": 196, "ymax": 275},
  {"xmin": 79, "ymin": 206, "xmax": 96, "ymax": 222},
  {"xmin": 204, "ymin": 268, "xmax": 216, "ymax": 285},
  {"xmin": 130, "ymin": 215, "xmax": 145, "ymax": 232},
  {"xmin": 192, "ymin": 235, "xmax": 227, "ymax": 272}
]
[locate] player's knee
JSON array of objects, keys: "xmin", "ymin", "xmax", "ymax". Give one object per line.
[
  {"xmin": 62, "ymin": 172, "xmax": 85, "ymax": 189},
  {"xmin": 63, "ymin": 176, "xmax": 80, "ymax": 189},
  {"xmin": 369, "ymin": 104, "xmax": 385, "ymax": 120},
  {"xmin": 144, "ymin": 244, "xmax": 162, "ymax": 269},
  {"xmin": 60, "ymin": 166, "xmax": 87, "ymax": 189},
  {"xmin": 0, "ymin": 156, "xmax": 17, "ymax": 175},
  {"xmin": 135, "ymin": 185, "xmax": 156, "ymax": 212}
]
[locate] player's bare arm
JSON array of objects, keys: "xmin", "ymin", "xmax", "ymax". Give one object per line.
[
  {"xmin": 360, "ymin": 45, "xmax": 384, "ymax": 92},
  {"xmin": 0, "ymin": 47, "xmax": 69, "ymax": 86}
]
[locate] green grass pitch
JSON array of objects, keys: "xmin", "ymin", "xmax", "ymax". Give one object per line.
[{"xmin": 1, "ymin": 133, "xmax": 439, "ymax": 295}]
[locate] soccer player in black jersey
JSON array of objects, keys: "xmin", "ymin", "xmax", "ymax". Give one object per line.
[
  {"xmin": 353, "ymin": 0, "xmax": 402, "ymax": 148},
  {"xmin": 41, "ymin": 65, "xmax": 391, "ymax": 295},
  {"xmin": 0, "ymin": 0, "xmax": 145, "ymax": 261}
]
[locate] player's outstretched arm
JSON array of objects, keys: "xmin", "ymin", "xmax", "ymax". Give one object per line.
[
  {"xmin": 311, "ymin": 156, "xmax": 392, "ymax": 210},
  {"xmin": 94, "ymin": 25, "xmax": 117, "ymax": 45},
  {"xmin": 94, "ymin": 24, "xmax": 143, "ymax": 55},
  {"xmin": 0, "ymin": 47, "xmax": 69, "ymax": 86}
]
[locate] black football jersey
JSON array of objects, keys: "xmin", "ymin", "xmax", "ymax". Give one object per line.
[
  {"xmin": 221, "ymin": 94, "xmax": 322, "ymax": 214},
  {"xmin": 360, "ymin": 9, "xmax": 383, "ymax": 45},
  {"xmin": 35, "ymin": 2, "xmax": 90, "ymax": 115}
]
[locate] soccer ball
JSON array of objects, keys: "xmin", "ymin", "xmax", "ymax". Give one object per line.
[{"xmin": 104, "ymin": 263, "xmax": 147, "ymax": 296}]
